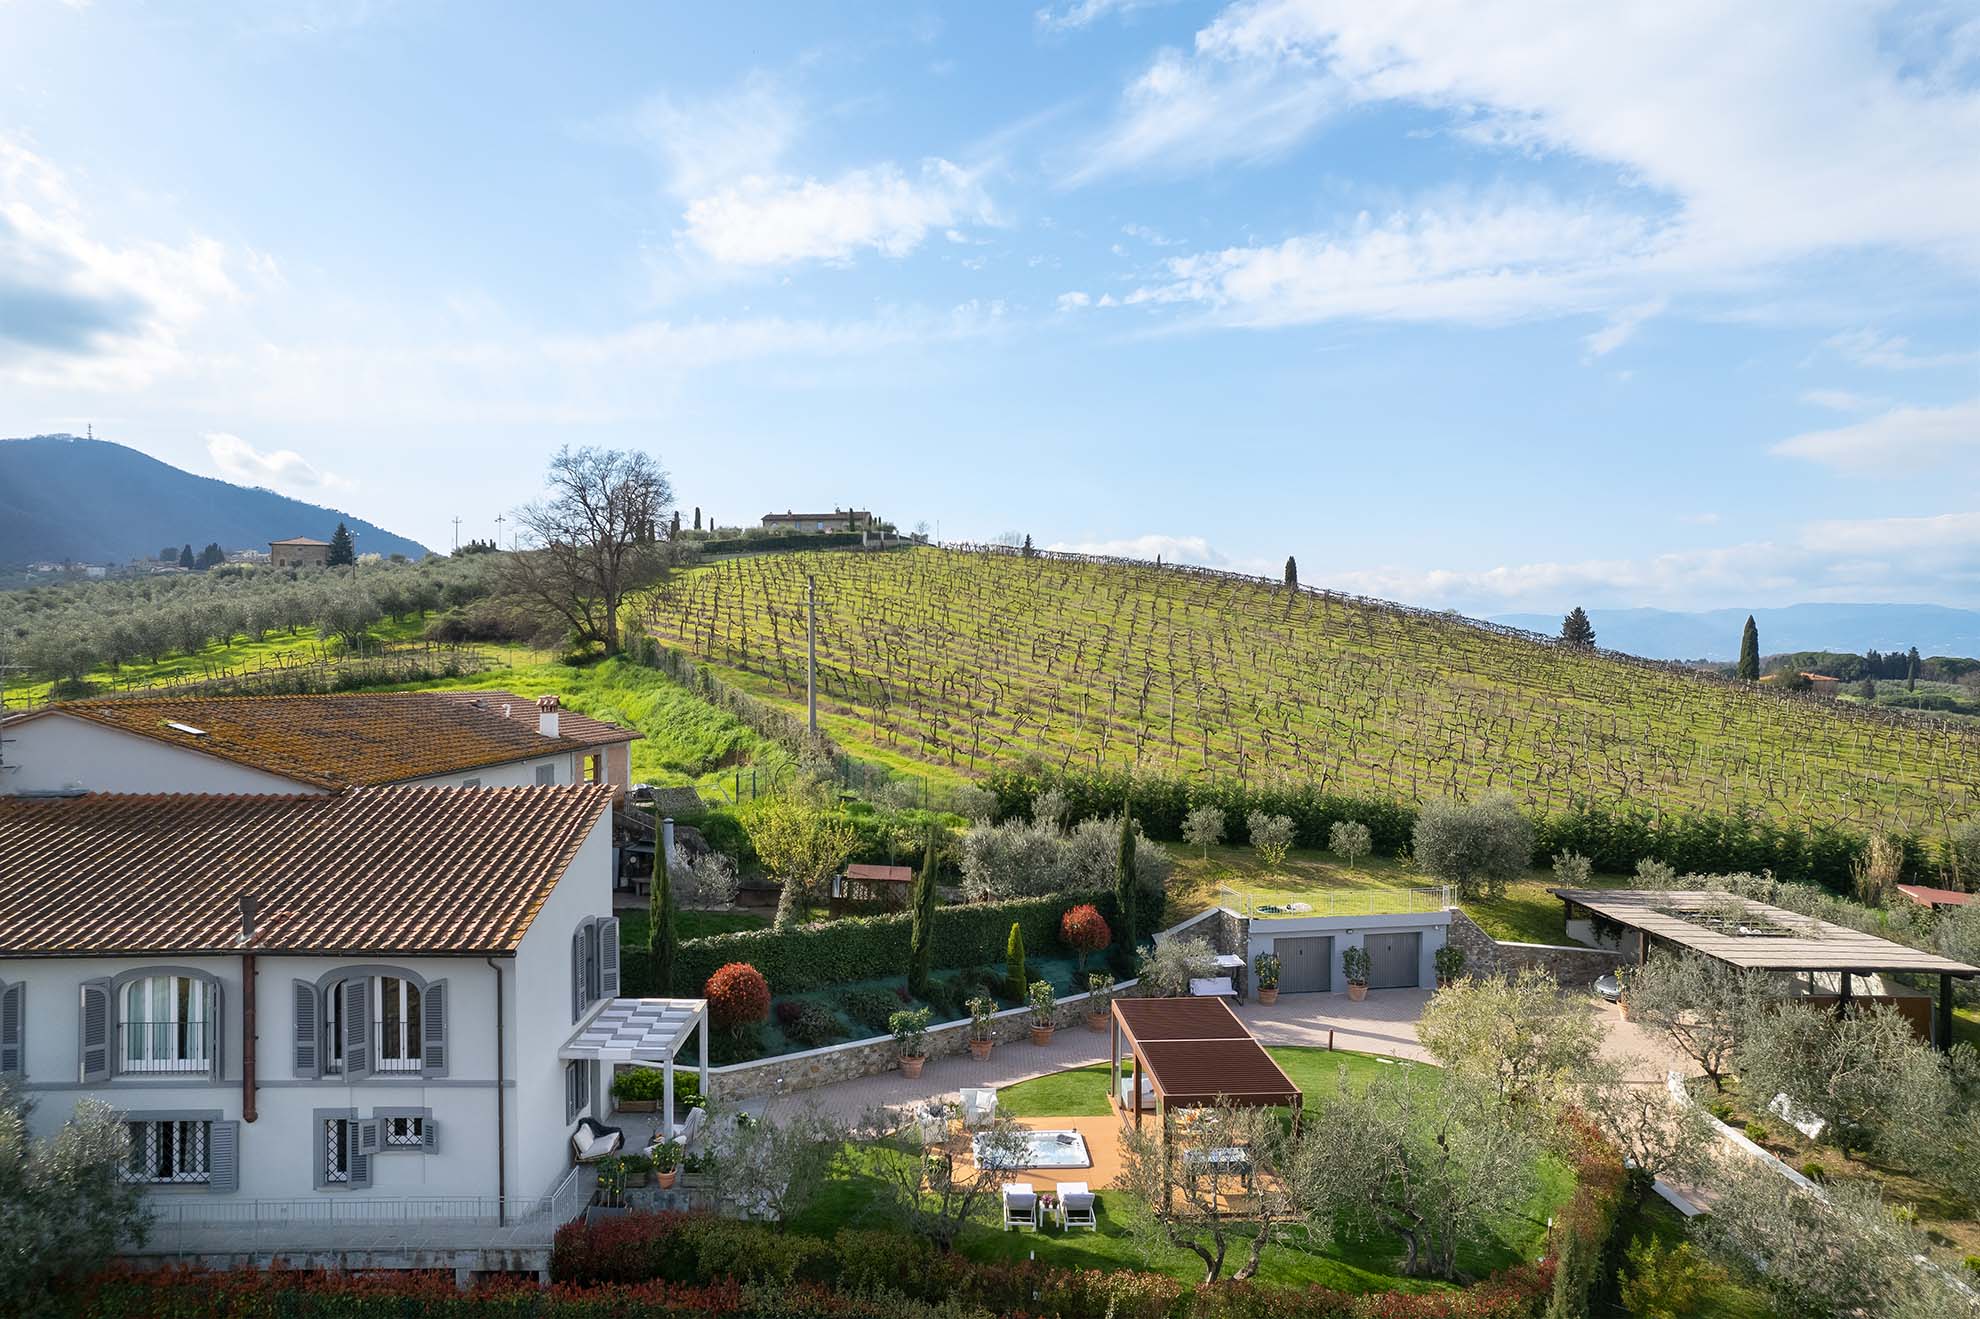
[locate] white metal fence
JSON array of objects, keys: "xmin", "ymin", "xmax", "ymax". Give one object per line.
[{"xmin": 1218, "ymin": 884, "xmax": 1453, "ymax": 920}]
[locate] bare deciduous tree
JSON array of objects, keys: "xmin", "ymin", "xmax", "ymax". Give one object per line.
[{"xmin": 506, "ymin": 446, "xmax": 675, "ymax": 655}]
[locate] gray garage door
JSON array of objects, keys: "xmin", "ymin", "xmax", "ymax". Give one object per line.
[
  {"xmin": 1364, "ymin": 931, "xmax": 1422, "ymax": 989},
  {"xmin": 1273, "ymin": 935, "xmax": 1333, "ymax": 994}
]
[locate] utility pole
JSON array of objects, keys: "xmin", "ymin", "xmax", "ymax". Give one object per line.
[
  {"xmin": 494, "ymin": 513, "xmax": 506, "ymax": 548},
  {"xmin": 451, "ymin": 516, "xmax": 461, "ymax": 551},
  {"xmin": 806, "ymin": 574, "xmax": 818, "ymax": 736}
]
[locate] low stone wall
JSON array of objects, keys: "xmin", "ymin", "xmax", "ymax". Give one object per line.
[
  {"xmin": 706, "ymin": 979, "xmax": 1142, "ymax": 1102},
  {"xmin": 1445, "ymin": 909, "xmax": 1623, "ymax": 985}
]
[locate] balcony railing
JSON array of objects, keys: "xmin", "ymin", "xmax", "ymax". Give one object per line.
[
  {"xmin": 118, "ymin": 1020, "xmax": 215, "ymax": 1074},
  {"xmin": 373, "ymin": 1018, "xmax": 423, "ymax": 1072}
]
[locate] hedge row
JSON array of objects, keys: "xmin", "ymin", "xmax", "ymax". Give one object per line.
[
  {"xmin": 627, "ymin": 889, "xmax": 1120, "ymax": 997},
  {"xmin": 552, "ymin": 1212, "xmax": 1553, "ymax": 1319},
  {"xmin": 1540, "ymin": 1117, "xmax": 1632, "ymax": 1319},
  {"xmin": 698, "ymin": 531, "xmax": 867, "ymax": 555},
  {"xmin": 983, "ymin": 766, "xmax": 1922, "ymax": 895}
]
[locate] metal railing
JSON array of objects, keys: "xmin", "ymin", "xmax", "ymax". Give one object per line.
[
  {"xmin": 118, "ymin": 1021, "xmax": 214, "ymax": 1074},
  {"xmin": 1222, "ymin": 884, "xmax": 1454, "ymax": 920}
]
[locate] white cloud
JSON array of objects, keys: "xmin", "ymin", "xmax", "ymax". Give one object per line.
[
  {"xmin": 205, "ymin": 432, "xmax": 352, "ymax": 493},
  {"xmin": 1799, "ymin": 388, "xmax": 1887, "ymax": 413},
  {"xmin": 1822, "ymin": 328, "xmax": 1980, "ymax": 371},
  {"xmin": 1055, "ymin": 290, "xmax": 1093, "ymax": 310},
  {"xmin": 1799, "ymin": 510, "xmax": 1980, "ymax": 554},
  {"xmin": 1043, "ymin": 533, "xmax": 1275, "ymax": 575},
  {"xmin": 1771, "ymin": 398, "xmax": 1980, "ymax": 472},
  {"xmin": 1581, "ymin": 296, "xmax": 1666, "ymax": 359},
  {"xmin": 679, "ymin": 159, "xmax": 994, "ymax": 267},
  {"xmin": 1035, "ymin": 0, "xmax": 1174, "ymax": 32},
  {"xmin": 630, "ymin": 74, "xmax": 801, "ymax": 199},
  {"xmin": 1128, "ymin": 197, "xmax": 1653, "ymax": 327}
]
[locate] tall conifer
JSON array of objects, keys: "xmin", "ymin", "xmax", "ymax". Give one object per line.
[{"xmin": 1737, "ymin": 616, "xmax": 1761, "ymax": 680}]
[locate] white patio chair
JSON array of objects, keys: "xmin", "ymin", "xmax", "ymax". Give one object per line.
[
  {"xmin": 1058, "ymin": 1180, "xmax": 1097, "ymax": 1231},
  {"xmin": 961, "ymin": 1086, "xmax": 997, "ymax": 1129},
  {"xmin": 570, "ymin": 1117, "xmax": 624, "ymax": 1164},
  {"xmin": 1003, "ymin": 1182, "xmax": 1038, "ymax": 1231}
]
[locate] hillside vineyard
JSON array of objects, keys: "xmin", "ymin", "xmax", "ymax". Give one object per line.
[{"xmin": 645, "ymin": 547, "xmax": 1980, "ymax": 833}]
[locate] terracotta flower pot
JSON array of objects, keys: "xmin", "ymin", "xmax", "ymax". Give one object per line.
[
  {"xmin": 656, "ymin": 1168, "xmax": 678, "ymax": 1190},
  {"xmin": 1257, "ymin": 987, "xmax": 1279, "ymax": 1005},
  {"xmin": 1086, "ymin": 1013, "xmax": 1108, "ymax": 1032},
  {"xmin": 969, "ymin": 1038, "xmax": 993, "ymax": 1060},
  {"xmin": 1435, "ymin": 974, "xmax": 1452, "ymax": 990},
  {"xmin": 900, "ymin": 1054, "xmax": 926, "ymax": 1079},
  {"xmin": 1030, "ymin": 1025, "xmax": 1055, "ymax": 1046},
  {"xmin": 1347, "ymin": 983, "xmax": 1368, "ymax": 1001}
]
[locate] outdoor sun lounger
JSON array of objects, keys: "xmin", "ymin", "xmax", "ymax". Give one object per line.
[
  {"xmin": 571, "ymin": 1116, "xmax": 625, "ymax": 1164},
  {"xmin": 1117, "ymin": 1073, "xmax": 1155, "ymax": 1109},
  {"xmin": 1189, "ymin": 976, "xmax": 1238, "ymax": 998},
  {"xmin": 1003, "ymin": 1182, "xmax": 1039, "ymax": 1231},
  {"xmin": 1057, "ymin": 1181, "xmax": 1097, "ymax": 1230}
]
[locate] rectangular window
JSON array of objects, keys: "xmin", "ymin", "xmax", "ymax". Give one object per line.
[
  {"xmin": 323, "ymin": 1118, "xmax": 350, "ymax": 1184},
  {"xmin": 534, "ymin": 763, "xmax": 556, "ymax": 786},
  {"xmin": 121, "ymin": 975, "xmax": 210, "ymax": 1073},
  {"xmin": 125, "ymin": 1119, "xmax": 210, "ymax": 1184},
  {"xmin": 566, "ymin": 1060, "xmax": 590, "ymax": 1121},
  {"xmin": 382, "ymin": 1115, "xmax": 425, "ymax": 1147},
  {"xmin": 324, "ymin": 982, "xmax": 344, "ymax": 1074}
]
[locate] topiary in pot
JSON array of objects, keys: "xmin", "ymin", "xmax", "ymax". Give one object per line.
[
  {"xmin": 1083, "ymin": 972, "xmax": 1115, "ymax": 1031},
  {"xmin": 1253, "ymin": 953, "xmax": 1281, "ymax": 1005},
  {"xmin": 1342, "ymin": 945, "xmax": 1371, "ymax": 1001},
  {"xmin": 891, "ymin": 1007, "xmax": 932, "ymax": 1078},
  {"xmin": 1027, "ymin": 979, "xmax": 1057, "ymax": 1045},
  {"xmin": 967, "ymin": 995, "xmax": 997, "ymax": 1060},
  {"xmin": 1433, "ymin": 944, "xmax": 1466, "ymax": 988}
]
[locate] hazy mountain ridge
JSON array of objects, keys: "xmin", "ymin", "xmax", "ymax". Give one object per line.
[
  {"xmin": 1490, "ymin": 603, "xmax": 1980, "ymax": 662},
  {"xmin": 0, "ymin": 435, "xmax": 430, "ymax": 565}
]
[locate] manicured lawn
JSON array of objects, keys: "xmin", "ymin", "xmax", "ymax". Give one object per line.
[
  {"xmin": 617, "ymin": 908, "xmax": 768, "ymax": 945},
  {"xmin": 1612, "ymin": 1194, "xmax": 1776, "ymax": 1318},
  {"xmin": 796, "ymin": 1047, "xmax": 1573, "ymax": 1293},
  {"xmin": 1166, "ymin": 843, "xmax": 1633, "ymax": 944}
]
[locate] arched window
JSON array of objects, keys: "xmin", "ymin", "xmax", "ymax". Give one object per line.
[
  {"xmin": 294, "ymin": 967, "xmax": 447, "ymax": 1081},
  {"xmin": 80, "ymin": 968, "xmax": 222, "ymax": 1082}
]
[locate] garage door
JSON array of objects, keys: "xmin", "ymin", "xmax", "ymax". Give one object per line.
[
  {"xmin": 1273, "ymin": 936, "xmax": 1333, "ymax": 994},
  {"xmin": 1365, "ymin": 931, "xmax": 1422, "ymax": 989}
]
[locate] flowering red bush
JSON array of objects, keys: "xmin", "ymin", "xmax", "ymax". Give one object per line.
[
  {"xmin": 1060, "ymin": 903, "xmax": 1111, "ymax": 962},
  {"xmin": 704, "ymin": 962, "xmax": 770, "ymax": 1028}
]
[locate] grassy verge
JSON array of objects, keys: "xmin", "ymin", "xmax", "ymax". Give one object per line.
[{"xmin": 792, "ymin": 1047, "xmax": 1572, "ymax": 1294}]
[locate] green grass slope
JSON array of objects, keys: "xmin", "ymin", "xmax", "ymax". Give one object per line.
[{"xmin": 643, "ymin": 547, "xmax": 1980, "ymax": 833}]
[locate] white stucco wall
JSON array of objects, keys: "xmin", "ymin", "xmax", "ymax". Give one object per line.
[
  {"xmin": 411, "ymin": 751, "xmax": 580, "ymax": 789},
  {"xmin": 1245, "ymin": 910, "xmax": 1451, "ymax": 993},
  {"xmin": 1, "ymin": 715, "xmax": 317, "ymax": 795}
]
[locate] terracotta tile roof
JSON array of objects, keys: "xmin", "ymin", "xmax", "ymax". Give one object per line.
[
  {"xmin": 433, "ymin": 691, "xmax": 643, "ymax": 750},
  {"xmin": 0, "ymin": 785, "xmax": 612, "ymax": 956},
  {"xmin": 11, "ymin": 691, "xmax": 635, "ymax": 790},
  {"xmin": 268, "ymin": 537, "xmax": 332, "ymax": 546}
]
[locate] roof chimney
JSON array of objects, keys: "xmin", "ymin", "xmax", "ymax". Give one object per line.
[
  {"xmin": 538, "ymin": 693, "xmax": 561, "ymax": 738},
  {"xmin": 239, "ymin": 893, "xmax": 258, "ymax": 945}
]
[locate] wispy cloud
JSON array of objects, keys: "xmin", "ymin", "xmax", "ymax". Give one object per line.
[
  {"xmin": 205, "ymin": 431, "xmax": 352, "ymax": 493},
  {"xmin": 1821, "ymin": 328, "xmax": 1980, "ymax": 371},
  {"xmin": 1771, "ymin": 398, "xmax": 1980, "ymax": 472},
  {"xmin": 679, "ymin": 159, "xmax": 995, "ymax": 267},
  {"xmin": 1043, "ymin": 532, "xmax": 1274, "ymax": 575},
  {"xmin": 1799, "ymin": 388, "xmax": 1887, "ymax": 413},
  {"xmin": 1581, "ymin": 297, "xmax": 1666, "ymax": 360},
  {"xmin": 1034, "ymin": 0, "xmax": 1174, "ymax": 33}
]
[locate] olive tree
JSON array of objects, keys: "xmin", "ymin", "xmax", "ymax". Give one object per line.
[
  {"xmin": 1245, "ymin": 811, "xmax": 1296, "ymax": 869},
  {"xmin": 1137, "ymin": 935, "xmax": 1217, "ymax": 996},
  {"xmin": 1578, "ymin": 1056, "xmax": 1715, "ymax": 1192},
  {"xmin": 695, "ymin": 1100, "xmax": 843, "ymax": 1223},
  {"xmin": 1327, "ymin": 819, "xmax": 1371, "ymax": 871},
  {"xmin": 1417, "ymin": 968, "xmax": 1601, "ymax": 1118},
  {"xmin": 1735, "ymin": 1002, "xmax": 1953, "ymax": 1160},
  {"xmin": 0, "ymin": 1086, "xmax": 152, "ymax": 1311},
  {"xmin": 1623, "ymin": 951, "xmax": 1771, "ymax": 1091},
  {"xmin": 1411, "ymin": 793, "xmax": 1533, "ymax": 900},
  {"xmin": 1118, "ymin": 1099, "xmax": 1311, "ymax": 1282},
  {"xmin": 854, "ymin": 1104, "xmax": 1030, "ymax": 1251},
  {"xmin": 1182, "ymin": 804, "xmax": 1226, "ymax": 859}
]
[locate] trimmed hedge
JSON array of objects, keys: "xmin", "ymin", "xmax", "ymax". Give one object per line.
[
  {"xmin": 631, "ymin": 889, "xmax": 1121, "ymax": 998},
  {"xmin": 986, "ymin": 766, "xmax": 1921, "ymax": 895},
  {"xmin": 1541, "ymin": 1116, "xmax": 1632, "ymax": 1319}
]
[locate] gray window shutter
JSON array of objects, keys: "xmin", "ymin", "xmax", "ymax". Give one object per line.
[
  {"xmin": 348, "ymin": 1120, "xmax": 373, "ymax": 1189},
  {"xmin": 206, "ymin": 977, "xmax": 224, "ymax": 1078},
  {"xmin": 0, "ymin": 981, "xmax": 22, "ymax": 1076},
  {"xmin": 357, "ymin": 1117, "xmax": 381, "ymax": 1155},
  {"xmin": 342, "ymin": 977, "xmax": 371, "ymax": 1080},
  {"xmin": 79, "ymin": 978, "xmax": 112, "ymax": 1083},
  {"xmin": 571, "ymin": 928, "xmax": 585, "ymax": 1021},
  {"xmin": 599, "ymin": 918, "xmax": 621, "ymax": 997},
  {"xmin": 421, "ymin": 979, "xmax": 448, "ymax": 1077},
  {"xmin": 292, "ymin": 980, "xmax": 319, "ymax": 1080},
  {"xmin": 423, "ymin": 1117, "xmax": 439, "ymax": 1154},
  {"xmin": 208, "ymin": 1120, "xmax": 240, "ymax": 1193}
]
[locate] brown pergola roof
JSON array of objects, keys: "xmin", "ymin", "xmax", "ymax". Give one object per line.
[
  {"xmin": 1554, "ymin": 888, "xmax": 1980, "ymax": 977},
  {"xmin": 1112, "ymin": 997, "xmax": 1301, "ymax": 1108}
]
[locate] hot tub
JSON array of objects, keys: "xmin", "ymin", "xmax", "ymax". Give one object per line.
[{"xmin": 974, "ymin": 1128, "xmax": 1091, "ymax": 1170}]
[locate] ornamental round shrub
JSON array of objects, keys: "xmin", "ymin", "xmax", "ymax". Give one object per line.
[
  {"xmin": 1060, "ymin": 903, "xmax": 1111, "ymax": 955},
  {"xmin": 704, "ymin": 962, "xmax": 770, "ymax": 1029}
]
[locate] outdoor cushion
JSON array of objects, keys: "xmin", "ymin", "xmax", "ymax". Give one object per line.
[{"xmin": 1189, "ymin": 977, "xmax": 1237, "ymax": 998}]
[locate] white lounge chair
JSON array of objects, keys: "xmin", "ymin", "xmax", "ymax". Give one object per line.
[
  {"xmin": 1003, "ymin": 1182, "xmax": 1039, "ymax": 1231},
  {"xmin": 961, "ymin": 1087, "xmax": 997, "ymax": 1129},
  {"xmin": 1057, "ymin": 1180, "xmax": 1097, "ymax": 1231},
  {"xmin": 1189, "ymin": 976, "xmax": 1238, "ymax": 998},
  {"xmin": 571, "ymin": 1117, "xmax": 624, "ymax": 1164}
]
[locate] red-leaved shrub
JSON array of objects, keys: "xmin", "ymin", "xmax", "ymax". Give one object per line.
[
  {"xmin": 1060, "ymin": 903, "xmax": 1111, "ymax": 964},
  {"xmin": 704, "ymin": 962, "xmax": 770, "ymax": 1029}
]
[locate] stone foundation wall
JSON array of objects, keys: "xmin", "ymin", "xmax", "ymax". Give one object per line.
[
  {"xmin": 706, "ymin": 979, "xmax": 1141, "ymax": 1101},
  {"xmin": 1444, "ymin": 909, "xmax": 1623, "ymax": 985}
]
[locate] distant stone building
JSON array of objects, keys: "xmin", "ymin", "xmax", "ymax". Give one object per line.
[
  {"xmin": 760, "ymin": 509, "xmax": 873, "ymax": 533},
  {"xmin": 269, "ymin": 536, "xmax": 332, "ymax": 568}
]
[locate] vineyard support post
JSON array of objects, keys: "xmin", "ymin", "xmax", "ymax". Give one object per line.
[{"xmin": 806, "ymin": 573, "xmax": 818, "ymax": 737}]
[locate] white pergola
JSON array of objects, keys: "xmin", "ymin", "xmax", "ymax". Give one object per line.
[{"xmin": 560, "ymin": 997, "xmax": 710, "ymax": 1139}]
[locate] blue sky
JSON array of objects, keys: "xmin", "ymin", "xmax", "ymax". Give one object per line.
[{"xmin": 4, "ymin": 0, "xmax": 1978, "ymax": 613}]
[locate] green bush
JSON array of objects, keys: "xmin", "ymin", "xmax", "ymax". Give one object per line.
[
  {"xmin": 608, "ymin": 1066, "xmax": 700, "ymax": 1109},
  {"xmin": 673, "ymin": 889, "xmax": 1118, "ymax": 995},
  {"xmin": 840, "ymin": 987, "xmax": 903, "ymax": 1035},
  {"xmin": 775, "ymin": 1000, "xmax": 845, "ymax": 1049},
  {"xmin": 1800, "ymin": 1160, "xmax": 1826, "ymax": 1181}
]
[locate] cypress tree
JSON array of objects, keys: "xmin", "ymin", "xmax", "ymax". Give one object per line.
[
  {"xmin": 178, "ymin": 544, "xmax": 194, "ymax": 569},
  {"xmin": 1284, "ymin": 556, "xmax": 1298, "ymax": 589},
  {"xmin": 693, "ymin": 506, "xmax": 702, "ymax": 531},
  {"xmin": 648, "ymin": 811, "xmax": 676, "ymax": 994},
  {"xmin": 1560, "ymin": 606, "xmax": 1596, "ymax": 648},
  {"xmin": 1022, "ymin": 533, "xmax": 1034, "ymax": 556},
  {"xmin": 1737, "ymin": 616, "xmax": 1760, "ymax": 681},
  {"xmin": 908, "ymin": 827, "xmax": 937, "ymax": 997},
  {"xmin": 1005, "ymin": 922, "xmax": 1027, "ymax": 1002},
  {"xmin": 1113, "ymin": 803, "xmax": 1138, "ymax": 976},
  {"xmin": 326, "ymin": 522, "xmax": 356, "ymax": 567},
  {"xmin": 1907, "ymin": 647, "xmax": 1921, "ymax": 691}
]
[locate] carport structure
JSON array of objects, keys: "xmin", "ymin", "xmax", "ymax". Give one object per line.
[{"xmin": 1554, "ymin": 888, "xmax": 1980, "ymax": 1051}]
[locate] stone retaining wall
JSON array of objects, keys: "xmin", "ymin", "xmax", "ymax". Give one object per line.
[
  {"xmin": 706, "ymin": 979, "xmax": 1141, "ymax": 1101},
  {"xmin": 1445, "ymin": 909, "xmax": 1624, "ymax": 985}
]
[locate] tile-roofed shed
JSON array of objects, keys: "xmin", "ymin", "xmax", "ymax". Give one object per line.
[
  {"xmin": 0, "ymin": 785, "xmax": 612, "ymax": 957},
  {"xmin": 8, "ymin": 691, "xmax": 636, "ymax": 791}
]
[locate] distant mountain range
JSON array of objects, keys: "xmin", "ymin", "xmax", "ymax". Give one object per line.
[
  {"xmin": 0, "ymin": 435, "xmax": 430, "ymax": 565},
  {"xmin": 1490, "ymin": 603, "xmax": 1980, "ymax": 662}
]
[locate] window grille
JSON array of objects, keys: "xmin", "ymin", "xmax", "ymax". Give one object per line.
[
  {"xmin": 375, "ymin": 977, "xmax": 423, "ymax": 1072},
  {"xmin": 324, "ymin": 1119, "xmax": 350, "ymax": 1184},
  {"xmin": 124, "ymin": 1120, "xmax": 210, "ymax": 1184},
  {"xmin": 383, "ymin": 1115, "xmax": 424, "ymax": 1147}
]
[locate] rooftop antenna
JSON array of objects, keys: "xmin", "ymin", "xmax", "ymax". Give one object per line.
[
  {"xmin": 495, "ymin": 512, "xmax": 506, "ymax": 549},
  {"xmin": 452, "ymin": 516, "xmax": 462, "ymax": 551}
]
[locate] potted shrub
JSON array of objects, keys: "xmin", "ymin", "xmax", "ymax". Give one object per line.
[
  {"xmin": 1342, "ymin": 945, "xmax": 1371, "ymax": 1001},
  {"xmin": 1027, "ymin": 980, "xmax": 1057, "ymax": 1045},
  {"xmin": 652, "ymin": 1139, "xmax": 682, "ymax": 1190},
  {"xmin": 891, "ymin": 1007, "xmax": 933, "ymax": 1078},
  {"xmin": 1253, "ymin": 953, "xmax": 1281, "ymax": 1005},
  {"xmin": 967, "ymin": 995, "xmax": 997, "ymax": 1060},
  {"xmin": 593, "ymin": 1156, "xmax": 629, "ymax": 1214},
  {"xmin": 620, "ymin": 1151, "xmax": 652, "ymax": 1188},
  {"xmin": 1433, "ymin": 944, "xmax": 1465, "ymax": 989},
  {"xmin": 1083, "ymin": 972, "xmax": 1115, "ymax": 1031},
  {"xmin": 611, "ymin": 1065, "xmax": 663, "ymax": 1114}
]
